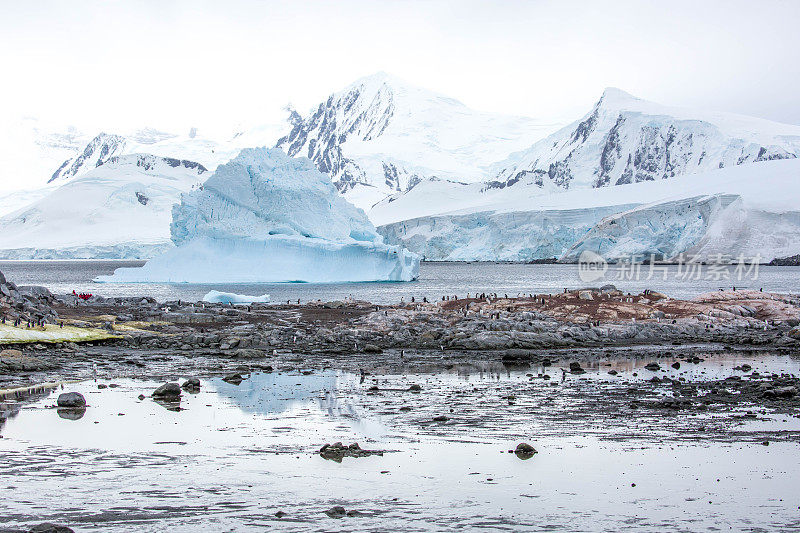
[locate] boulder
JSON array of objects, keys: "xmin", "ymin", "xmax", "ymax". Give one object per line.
[
  {"xmin": 514, "ymin": 442, "xmax": 538, "ymax": 459},
  {"xmin": 56, "ymin": 392, "xmax": 86, "ymax": 408},
  {"xmin": 181, "ymin": 378, "xmax": 201, "ymax": 391},
  {"xmin": 324, "ymin": 506, "xmax": 347, "ymax": 518},
  {"xmin": 151, "ymin": 382, "xmax": 182, "ymax": 399},
  {"xmin": 222, "ymin": 373, "xmax": 244, "ymax": 385}
]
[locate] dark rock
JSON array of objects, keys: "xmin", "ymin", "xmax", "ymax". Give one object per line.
[
  {"xmin": 762, "ymin": 386, "xmax": 797, "ymax": 399},
  {"xmin": 363, "ymin": 344, "xmax": 382, "ymax": 353},
  {"xmin": 608, "ymin": 370, "xmax": 618, "ymax": 375},
  {"xmin": 56, "ymin": 392, "xmax": 86, "ymax": 408},
  {"xmin": 181, "ymin": 378, "xmax": 201, "ymax": 391},
  {"xmin": 319, "ymin": 441, "xmax": 384, "ymax": 462},
  {"xmin": 671, "ymin": 362, "xmax": 681, "ymax": 370},
  {"xmin": 408, "ymin": 384, "xmax": 422, "ymax": 392},
  {"xmin": 645, "ymin": 363, "xmax": 661, "ymax": 371},
  {"xmin": 432, "ymin": 415, "xmax": 450, "ymax": 422},
  {"xmin": 569, "ymin": 362, "xmax": 585, "ymax": 374},
  {"xmin": 274, "ymin": 511, "xmax": 287, "ymax": 518},
  {"xmin": 222, "ymin": 373, "xmax": 244, "ymax": 385},
  {"xmin": 325, "ymin": 506, "xmax": 347, "ymax": 518},
  {"xmin": 514, "ymin": 442, "xmax": 537, "ymax": 459},
  {"xmin": 29, "ymin": 524, "xmax": 74, "ymax": 533},
  {"xmin": 152, "ymin": 382, "xmax": 182, "ymax": 399}
]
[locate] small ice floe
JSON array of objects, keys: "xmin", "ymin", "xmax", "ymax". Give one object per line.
[{"xmin": 202, "ymin": 290, "xmax": 270, "ymax": 305}]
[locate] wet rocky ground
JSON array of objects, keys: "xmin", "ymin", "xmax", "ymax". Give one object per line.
[{"xmin": 1, "ymin": 288, "xmax": 800, "ymax": 531}]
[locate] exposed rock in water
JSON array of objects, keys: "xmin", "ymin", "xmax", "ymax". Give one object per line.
[
  {"xmin": 319, "ymin": 441, "xmax": 385, "ymax": 462},
  {"xmin": 514, "ymin": 442, "xmax": 538, "ymax": 459},
  {"xmin": 222, "ymin": 373, "xmax": 244, "ymax": 385},
  {"xmin": 181, "ymin": 377, "xmax": 201, "ymax": 391},
  {"xmin": 152, "ymin": 382, "xmax": 182, "ymax": 399},
  {"xmin": 324, "ymin": 506, "xmax": 347, "ymax": 518},
  {"xmin": 56, "ymin": 392, "xmax": 86, "ymax": 408},
  {"xmin": 645, "ymin": 362, "xmax": 661, "ymax": 371}
]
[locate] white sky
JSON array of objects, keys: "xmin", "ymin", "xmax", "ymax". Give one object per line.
[{"xmin": 2, "ymin": 0, "xmax": 799, "ymax": 135}]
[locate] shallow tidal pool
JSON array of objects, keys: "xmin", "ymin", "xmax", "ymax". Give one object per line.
[{"xmin": 1, "ymin": 367, "xmax": 799, "ymax": 532}]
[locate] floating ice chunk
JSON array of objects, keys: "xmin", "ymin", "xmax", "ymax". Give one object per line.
[{"xmin": 202, "ymin": 290, "xmax": 270, "ymax": 304}]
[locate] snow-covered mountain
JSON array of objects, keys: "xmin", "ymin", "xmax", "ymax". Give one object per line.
[
  {"xmin": 276, "ymin": 72, "xmax": 561, "ymax": 209},
  {"xmin": 0, "ymin": 115, "xmax": 92, "ymax": 194},
  {"xmin": 490, "ymin": 87, "xmax": 800, "ymax": 191},
  {"xmin": 0, "ymin": 154, "xmax": 207, "ymax": 259},
  {"xmin": 377, "ymin": 159, "xmax": 800, "ymax": 263},
  {"xmin": 48, "ymin": 133, "xmax": 128, "ymax": 183}
]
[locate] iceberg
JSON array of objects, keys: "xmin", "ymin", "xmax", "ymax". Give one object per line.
[
  {"xmin": 202, "ymin": 290, "xmax": 270, "ymax": 304},
  {"xmin": 96, "ymin": 147, "xmax": 419, "ymax": 283}
]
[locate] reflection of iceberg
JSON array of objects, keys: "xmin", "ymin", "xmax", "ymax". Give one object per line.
[
  {"xmin": 213, "ymin": 371, "xmax": 339, "ymax": 415},
  {"xmin": 97, "ymin": 147, "xmax": 419, "ymax": 283}
]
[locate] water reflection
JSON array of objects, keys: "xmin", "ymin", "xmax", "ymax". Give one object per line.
[
  {"xmin": 212, "ymin": 370, "xmax": 347, "ymax": 416},
  {"xmin": 56, "ymin": 407, "xmax": 86, "ymax": 420}
]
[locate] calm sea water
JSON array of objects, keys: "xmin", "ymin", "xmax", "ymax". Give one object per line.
[{"xmin": 1, "ymin": 260, "xmax": 799, "ymax": 304}]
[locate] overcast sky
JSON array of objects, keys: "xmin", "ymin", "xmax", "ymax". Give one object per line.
[{"xmin": 2, "ymin": 0, "xmax": 799, "ymax": 134}]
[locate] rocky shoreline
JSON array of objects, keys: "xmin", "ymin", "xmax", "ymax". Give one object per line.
[{"xmin": 1, "ymin": 284, "xmax": 799, "ymax": 386}]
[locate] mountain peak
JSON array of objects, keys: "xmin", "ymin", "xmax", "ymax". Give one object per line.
[
  {"xmin": 598, "ymin": 87, "xmax": 641, "ymax": 107},
  {"xmin": 347, "ymin": 71, "xmax": 409, "ymax": 91}
]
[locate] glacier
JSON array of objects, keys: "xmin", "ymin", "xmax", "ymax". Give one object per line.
[
  {"xmin": 378, "ymin": 159, "xmax": 800, "ymax": 263},
  {"xmin": 97, "ymin": 147, "xmax": 419, "ymax": 283}
]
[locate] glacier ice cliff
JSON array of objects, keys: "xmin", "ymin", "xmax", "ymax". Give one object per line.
[
  {"xmin": 378, "ymin": 205, "xmax": 636, "ymax": 261},
  {"xmin": 377, "ymin": 159, "xmax": 800, "ymax": 263},
  {"xmin": 97, "ymin": 147, "xmax": 419, "ymax": 283}
]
